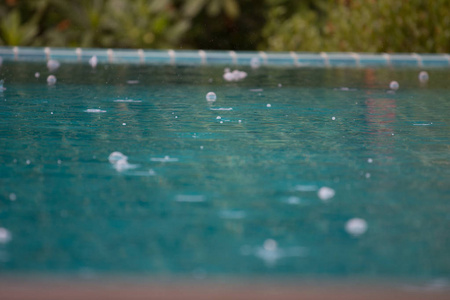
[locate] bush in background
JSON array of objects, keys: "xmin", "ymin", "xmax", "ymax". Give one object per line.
[{"xmin": 0, "ymin": 0, "xmax": 449, "ymax": 52}]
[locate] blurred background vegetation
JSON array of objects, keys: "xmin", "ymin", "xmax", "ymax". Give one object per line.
[{"xmin": 0, "ymin": 0, "xmax": 449, "ymax": 52}]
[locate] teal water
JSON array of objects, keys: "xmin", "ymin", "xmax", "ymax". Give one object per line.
[{"xmin": 0, "ymin": 62, "xmax": 449, "ymax": 279}]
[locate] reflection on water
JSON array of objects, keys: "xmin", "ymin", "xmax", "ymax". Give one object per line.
[{"xmin": 0, "ymin": 62, "xmax": 449, "ymax": 280}]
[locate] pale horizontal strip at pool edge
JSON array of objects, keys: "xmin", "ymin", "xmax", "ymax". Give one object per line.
[{"xmin": 0, "ymin": 47, "xmax": 449, "ymax": 68}]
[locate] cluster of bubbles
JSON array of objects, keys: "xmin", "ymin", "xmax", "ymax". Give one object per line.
[{"xmin": 223, "ymin": 68, "xmax": 247, "ymax": 82}]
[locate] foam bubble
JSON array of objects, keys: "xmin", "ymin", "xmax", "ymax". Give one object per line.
[
  {"xmin": 108, "ymin": 151, "xmax": 127, "ymax": 164},
  {"xmin": 389, "ymin": 81, "xmax": 399, "ymax": 90},
  {"xmin": 419, "ymin": 71, "xmax": 429, "ymax": 83},
  {"xmin": 318, "ymin": 186, "xmax": 335, "ymax": 201},
  {"xmin": 345, "ymin": 218, "xmax": 368, "ymax": 236},
  {"xmin": 0, "ymin": 228, "xmax": 11, "ymax": 244},
  {"xmin": 206, "ymin": 92, "xmax": 216, "ymax": 101},
  {"xmin": 266, "ymin": 104, "xmax": 271, "ymax": 108},
  {"xmin": 47, "ymin": 75, "xmax": 57, "ymax": 85},
  {"xmin": 47, "ymin": 60, "xmax": 60, "ymax": 71},
  {"xmin": 35, "ymin": 72, "xmax": 40, "ymax": 78},
  {"xmin": 9, "ymin": 193, "xmax": 16, "ymax": 201}
]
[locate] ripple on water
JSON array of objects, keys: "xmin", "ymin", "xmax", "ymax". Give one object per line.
[
  {"xmin": 85, "ymin": 109, "xmax": 106, "ymax": 113},
  {"xmin": 151, "ymin": 156, "xmax": 179, "ymax": 162},
  {"xmin": 219, "ymin": 210, "xmax": 247, "ymax": 219},
  {"xmin": 175, "ymin": 195, "xmax": 205, "ymax": 203},
  {"xmin": 210, "ymin": 108, "xmax": 233, "ymax": 111},
  {"xmin": 113, "ymin": 99, "xmax": 142, "ymax": 103}
]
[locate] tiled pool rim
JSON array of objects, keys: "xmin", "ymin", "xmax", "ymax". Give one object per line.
[{"xmin": 0, "ymin": 47, "xmax": 449, "ymax": 68}]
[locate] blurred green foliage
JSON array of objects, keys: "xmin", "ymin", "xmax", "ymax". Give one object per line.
[{"xmin": 0, "ymin": 0, "xmax": 449, "ymax": 52}]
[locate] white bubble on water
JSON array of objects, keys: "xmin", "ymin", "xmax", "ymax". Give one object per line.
[
  {"xmin": 0, "ymin": 228, "xmax": 11, "ymax": 244},
  {"xmin": 264, "ymin": 239, "xmax": 278, "ymax": 251},
  {"xmin": 223, "ymin": 69, "xmax": 247, "ymax": 82},
  {"xmin": 57, "ymin": 159, "xmax": 61, "ymax": 165},
  {"xmin": 278, "ymin": 83, "xmax": 282, "ymax": 87},
  {"xmin": 238, "ymin": 120, "xmax": 242, "ymax": 123},
  {"xmin": 47, "ymin": 59, "xmax": 60, "ymax": 71},
  {"xmin": 266, "ymin": 104, "xmax": 271, "ymax": 108},
  {"xmin": 26, "ymin": 159, "xmax": 31, "ymax": 165},
  {"xmin": 368, "ymin": 158, "xmax": 373, "ymax": 163},
  {"xmin": 318, "ymin": 186, "xmax": 335, "ymax": 201},
  {"xmin": 216, "ymin": 116, "xmax": 221, "ymax": 120},
  {"xmin": 220, "ymin": 121, "xmax": 223, "ymax": 124},
  {"xmin": 122, "ymin": 123, "xmax": 126, "ymax": 126},
  {"xmin": 108, "ymin": 151, "xmax": 127, "ymax": 164},
  {"xmin": 250, "ymin": 57, "xmax": 261, "ymax": 69},
  {"xmin": 223, "ymin": 71, "xmax": 235, "ymax": 82},
  {"xmin": 332, "ymin": 116, "xmax": 336, "ymax": 120},
  {"xmin": 206, "ymin": 92, "xmax": 216, "ymax": 101},
  {"xmin": 345, "ymin": 218, "xmax": 368, "ymax": 237},
  {"xmin": 200, "ymin": 146, "xmax": 204, "ymax": 150},
  {"xmin": 89, "ymin": 55, "xmax": 98, "ymax": 68},
  {"xmin": 365, "ymin": 173, "xmax": 371, "ymax": 179},
  {"xmin": 286, "ymin": 196, "xmax": 301, "ymax": 205},
  {"xmin": 35, "ymin": 72, "xmax": 40, "ymax": 78},
  {"xmin": 47, "ymin": 75, "xmax": 57, "ymax": 85},
  {"xmin": 389, "ymin": 81, "xmax": 399, "ymax": 90},
  {"xmin": 9, "ymin": 193, "xmax": 16, "ymax": 201},
  {"xmin": 419, "ymin": 71, "xmax": 429, "ymax": 83}
]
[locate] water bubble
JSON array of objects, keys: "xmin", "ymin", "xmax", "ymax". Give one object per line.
[
  {"xmin": 365, "ymin": 173, "xmax": 371, "ymax": 179},
  {"xmin": 223, "ymin": 69, "xmax": 247, "ymax": 82},
  {"xmin": 345, "ymin": 218, "xmax": 368, "ymax": 236},
  {"xmin": 0, "ymin": 228, "xmax": 11, "ymax": 244},
  {"xmin": 35, "ymin": 72, "xmax": 40, "ymax": 78},
  {"xmin": 216, "ymin": 116, "xmax": 221, "ymax": 120},
  {"xmin": 220, "ymin": 121, "xmax": 223, "ymax": 124},
  {"xmin": 0, "ymin": 79, "xmax": 4, "ymax": 91},
  {"xmin": 108, "ymin": 151, "xmax": 127, "ymax": 164},
  {"xmin": 206, "ymin": 92, "xmax": 216, "ymax": 101},
  {"xmin": 47, "ymin": 75, "xmax": 57, "ymax": 85},
  {"xmin": 389, "ymin": 81, "xmax": 399, "ymax": 90},
  {"xmin": 57, "ymin": 159, "xmax": 61, "ymax": 165},
  {"xmin": 250, "ymin": 57, "xmax": 261, "ymax": 69},
  {"xmin": 368, "ymin": 158, "xmax": 373, "ymax": 163},
  {"xmin": 266, "ymin": 104, "xmax": 271, "ymax": 108},
  {"xmin": 9, "ymin": 193, "xmax": 16, "ymax": 201},
  {"xmin": 26, "ymin": 159, "xmax": 31, "ymax": 165},
  {"xmin": 332, "ymin": 116, "xmax": 336, "ymax": 120},
  {"xmin": 263, "ymin": 239, "xmax": 278, "ymax": 251},
  {"xmin": 47, "ymin": 59, "xmax": 60, "ymax": 71},
  {"xmin": 318, "ymin": 186, "xmax": 335, "ymax": 201},
  {"xmin": 419, "ymin": 71, "xmax": 429, "ymax": 83},
  {"xmin": 238, "ymin": 120, "xmax": 242, "ymax": 123},
  {"xmin": 122, "ymin": 123, "xmax": 126, "ymax": 126},
  {"xmin": 200, "ymin": 146, "xmax": 204, "ymax": 150},
  {"xmin": 89, "ymin": 55, "xmax": 98, "ymax": 68},
  {"xmin": 278, "ymin": 83, "xmax": 282, "ymax": 87}
]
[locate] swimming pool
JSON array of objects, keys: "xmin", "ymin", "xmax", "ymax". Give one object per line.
[{"xmin": 0, "ymin": 48, "xmax": 449, "ymax": 291}]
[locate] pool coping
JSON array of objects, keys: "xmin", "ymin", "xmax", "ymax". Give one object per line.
[{"xmin": 0, "ymin": 47, "xmax": 449, "ymax": 68}]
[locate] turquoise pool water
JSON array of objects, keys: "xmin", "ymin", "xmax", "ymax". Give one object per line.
[{"xmin": 0, "ymin": 61, "xmax": 449, "ymax": 280}]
